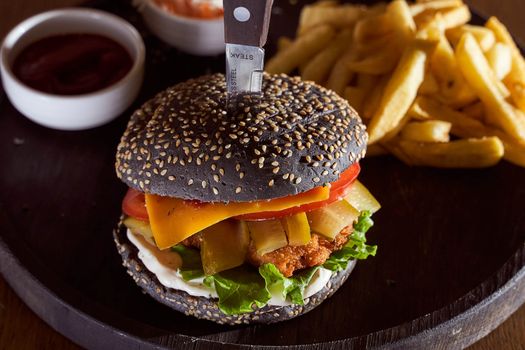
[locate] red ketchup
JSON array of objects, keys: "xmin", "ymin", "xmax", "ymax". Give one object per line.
[{"xmin": 12, "ymin": 33, "xmax": 133, "ymax": 95}]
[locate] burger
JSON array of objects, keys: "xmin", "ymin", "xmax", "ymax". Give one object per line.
[{"xmin": 114, "ymin": 73, "xmax": 380, "ymax": 324}]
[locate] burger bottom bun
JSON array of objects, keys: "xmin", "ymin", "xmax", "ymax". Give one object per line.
[{"xmin": 113, "ymin": 218, "xmax": 357, "ymax": 325}]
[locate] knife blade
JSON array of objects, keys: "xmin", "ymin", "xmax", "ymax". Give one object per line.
[{"xmin": 223, "ymin": 0, "xmax": 274, "ymax": 96}]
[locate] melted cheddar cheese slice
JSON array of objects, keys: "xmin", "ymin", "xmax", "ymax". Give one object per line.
[{"xmin": 145, "ymin": 187, "xmax": 330, "ymax": 249}]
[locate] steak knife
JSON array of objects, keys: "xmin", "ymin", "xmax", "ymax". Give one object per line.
[{"xmin": 223, "ymin": 0, "xmax": 274, "ymax": 96}]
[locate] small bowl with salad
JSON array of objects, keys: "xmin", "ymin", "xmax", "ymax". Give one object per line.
[{"xmin": 136, "ymin": 0, "xmax": 225, "ymax": 56}]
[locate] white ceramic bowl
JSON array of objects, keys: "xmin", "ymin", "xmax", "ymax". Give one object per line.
[
  {"xmin": 0, "ymin": 8, "xmax": 145, "ymax": 130},
  {"xmin": 140, "ymin": 0, "xmax": 225, "ymax": 56}
]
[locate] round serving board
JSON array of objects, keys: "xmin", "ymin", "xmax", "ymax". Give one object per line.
[{"xmin": 1, "ymin": 0, "xmax": 524, "ymax": 349}]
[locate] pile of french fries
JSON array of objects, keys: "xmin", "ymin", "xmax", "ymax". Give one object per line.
[{"xmin": 266, "ymin": 0, "xmax": 525, "ymax": 168}]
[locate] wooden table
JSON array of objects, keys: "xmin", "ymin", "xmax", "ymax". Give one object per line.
[{"xmin": 0, "ymin": 0, "xmax": 524, "ymax": 349}]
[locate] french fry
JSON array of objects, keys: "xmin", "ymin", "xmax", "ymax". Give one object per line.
[
  {"xmin": 344, "ymin": 87, "xmax": 367, "ymax": 115},
  {"xmin": 326, "ymin": 48, "xmax": 359, "ymax": 96},
  {"xmin": 362, "ymin": 74, "xmax": 390, "ymax": 121},
  {"xmin": 412, "ymin": 97, "xmax": 525, "ymax": 167},
  {"xmin": 416, "ymin": 4, "xmax": 471, "ymax": 30},
  {"xmin": 356, "ymin": 73, "xmax": 380, "ymax": 92},
  {"xmin": 387, "ymin": 0, "xmax": 417, "ymax": 38},
  {"xmin": 407, "ymin": 100, "xmax": 431, "ymax": 120},
  {"xmin": 429, "ymin": 24, "xmax": 477, "ymax": 108},
  {"xmin": 266, "ymin": 25, "xmax": 336, "ymax": 74},
  {"xmin": 485, "ymin": 43, "xmax": 512, "ymax": 80},
  {"xmin": 504, "ymin": 79, "xmax": 525, "ymax": 114},
  {"xmin": 277, "ymin": 37, "xmax": 293, "ymax": 52},
  {"xmin": 302, "ymin": 28, "xmax": 353, "ymax": 84},
  {"xmin": 486, "ymin": 17, "xmax": 525, "ymax": 80},
  {"xmin": 437, "ymin": 5, "xmax": 471, "ymax": 29},
  {"xmin": 486, "ymin": 16, "xmax": 525, "ymax": 111},
  {"xmin": 419, "ymin": 72, "xmax": 440, "ymax": 95},
  {"xmin": 455, "ymin": 33, "xmax": 525, "ymax": 141},
  {"xmin": 447, "ymin": 25, "xmax": 495, "ymax": 52},
  {"xmin": 410, "ymin": 0, "xmax": 463, "ymax": 17},
  {"xmin": 400, "ymin": 120, "xmax": 452, "ymax": 142},
  {"xmin": 351, "ymin": 74, "xmax": 380, "ymax": 116},
  {"xmin": 356, "ymin": 32, "xmax": 399, "ymax": 56},
  {"xmin": 346, "ymin": 37, "xmax": 405, "ymax": 74},
  {"xmin": 394, "ymin": 137, "xmax": 504, "ymax": 168},
  {"xmin": 297, "ymin": 4, "xmax": 368, "ymax": 36},
  {"xmin": 367, "ymin": 39, "xmax": 435, "ymax": 144},
  {"xmin": 354, "ymin": 13, "xmax": 395, "ymax": 43},
  {"xmin": 462, "ymin": 101, "xmax": 485, "ymax": 121},
  {"xmin": 412, "ymin": 97, "xmax": 487, "ymax": 136},
  {"xmin": 348, "ymin": 0, "xmax": 416, "ymax": 76}
]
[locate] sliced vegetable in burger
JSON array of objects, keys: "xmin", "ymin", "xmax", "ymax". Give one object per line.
[{"xmin": 114, "ymin": 73, "xmax": 380, "ymax": 324}]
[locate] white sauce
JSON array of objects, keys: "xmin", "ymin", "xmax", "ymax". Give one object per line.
[
  {"xmin": 127, "ymin": 229, "xmax": 333, "ymax": 306},
  {"xmin": 128, "ymin": 230, "xmax": 217, "ymax": 298}
]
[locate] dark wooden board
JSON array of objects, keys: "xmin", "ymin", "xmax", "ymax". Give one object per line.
[{"xmin": 0, "ymin": 0, "xmax": 524, "ymax": 349}]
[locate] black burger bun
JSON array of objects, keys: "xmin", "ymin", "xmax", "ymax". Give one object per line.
[
  {"xmin": 115, "ymin": 73, "xmax": 367, "ymax": 202},
  {"xmin": 113, "ymin": 219, "xmax": 357, "ymax": 325}
]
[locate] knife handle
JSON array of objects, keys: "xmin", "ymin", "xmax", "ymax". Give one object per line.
[{"xmin": 223, "ymin": 0, "xmax": 274, "ymax": 47}]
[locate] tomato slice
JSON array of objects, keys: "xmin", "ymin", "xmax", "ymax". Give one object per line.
[
  {"xmin": 122, "ymin": 163, "xmax": 361, "ymax": 222},
  {"xmin": 122, "ymin": 188, "xmax": 148, "ymax": 221},
  {"xmin": 236, "ymin": 163, "xmax": 361, "ymax": 221}
]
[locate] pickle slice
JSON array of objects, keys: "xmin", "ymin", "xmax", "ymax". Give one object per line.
[
  {"xmin": 201, "ymin": 220, "xmax": 249, "ymax": 276},
  {"xmin": 344, "ymin": 180, "xmax": 381, "ymax": 213},
  {"xmin": 307, "ymin": 200, "xmax": 359, "ymax": 240},
  {"xmin": 247, "ymin": 220, "xmax": 288, "ymax": 255},
  {"xmin": 123, "ymin": 217, "xmax": 154, "ymax": 243},
  {"xmin": 281, "ymin": 212, "xmax": 311, "ymax": 246}
]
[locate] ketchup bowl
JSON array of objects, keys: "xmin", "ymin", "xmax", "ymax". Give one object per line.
[{"xmin": 0, "ymin": 8, "xmax": 145, "ymax": 130}]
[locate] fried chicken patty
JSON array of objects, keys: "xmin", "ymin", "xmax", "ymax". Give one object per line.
[
  {"xmin": 181, "ymin": 226, "xmax": 352, "ymax": 277},
  {"xmin": 247, "ymin": 227, "xmax": 351, "ymax": 277}
]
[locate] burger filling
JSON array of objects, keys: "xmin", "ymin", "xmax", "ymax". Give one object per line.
[{"xmin": 122, "ymin": 165, "xmax": 380, "ymax": 315}]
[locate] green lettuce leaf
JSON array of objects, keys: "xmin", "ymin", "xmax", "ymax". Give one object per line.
[
  {"xmin": 323, "ymin": 210, "xmax": 377, "ymax": 272},
  {"xmin": 259, "ymin": 264, "xmax": 320, "ymax": 305},
  {"xmin": 172, "ymin": 211, "xmax": 377, "ymax": 314},
  {"xmin": 204, "ymin": 266, "xmax": 271, "ymax": 315},
  {"xmin": 171, "ymin": 245, "xmax": 204, "ymax": 281}
]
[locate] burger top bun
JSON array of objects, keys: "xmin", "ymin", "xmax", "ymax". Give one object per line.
[{"xmin": 116, "ymin": 73, "xmax": 368, "ymax": 202}]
